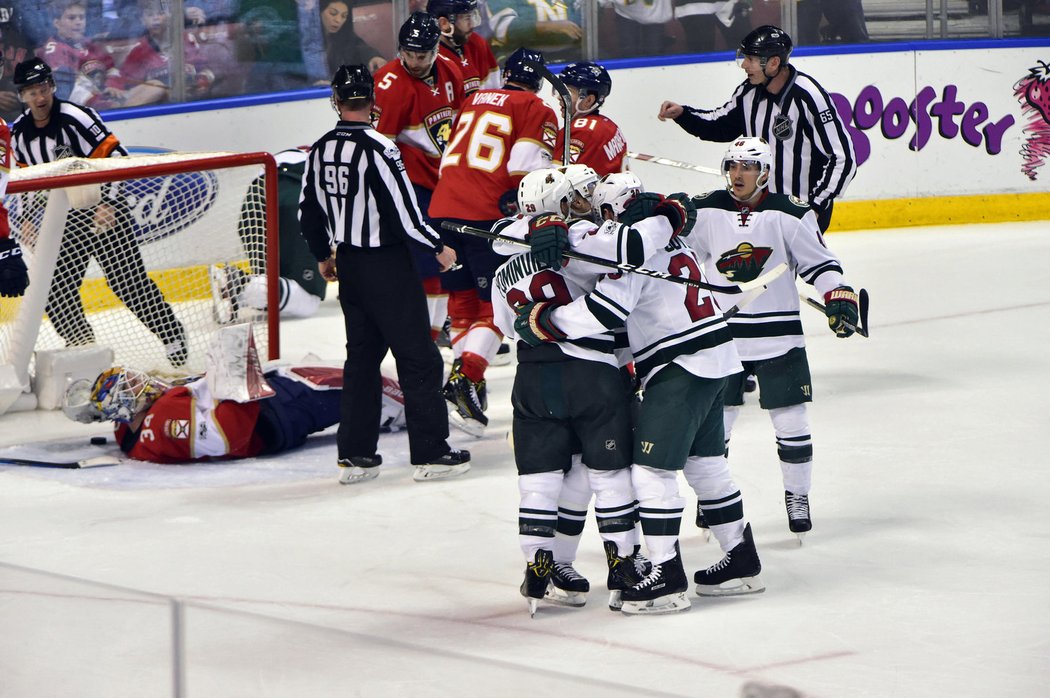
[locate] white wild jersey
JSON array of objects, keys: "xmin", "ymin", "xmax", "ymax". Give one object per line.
[
  {"xmin": 688, "ymin": 189, "xmax": 847, "ymax": 361},
  {"xmin": 491, "ymin": 213, "xmax": 679, "ymax": 367},
  {"xmin": 549, "ymin": 237, "xmax": 741, "ymax": 386}
]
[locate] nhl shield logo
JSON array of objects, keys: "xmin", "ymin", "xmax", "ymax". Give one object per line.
[{"xmin": 772, "ymin": 114, "xmax": 793, "ymax": 141}]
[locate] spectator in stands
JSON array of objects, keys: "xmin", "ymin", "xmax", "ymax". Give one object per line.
[
  {"xmin": 797, "ymin": 0, "xmax": 868, "ymax": 44},
  {"xmin": 35, "ymin": 0, "xmax": 112, "ymax": 100},
  {"xmin": 487, "ymin": 0, "xmax": 583, "ymax": 62},
  {"xmin": 121, "ymin": 0, "xmax": 216, "ymax": 105},
  {"xmin": 674, "ymin": 0, "xmax": 752, "ymax": 54},
  {"xmin": 320, "ymin": 0, "xmax": 385, "ymax": 78},
  {"xmin": 599, "ymin": 0, "xmax": 675, "ymax": 59},
  {"xmin": 0, "ymin": 5, "xmax": 35, "ymax": 122},
  {"xmin": 235, "ymin": 0, "xmax": 329, "ymax": 93}
]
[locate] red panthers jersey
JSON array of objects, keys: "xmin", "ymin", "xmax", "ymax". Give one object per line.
[
  {"xmin": 115, "ymin": 382, "xmax": 264, "ymax": 463},
  {"xmin": 429, "ymin": 88, "xmax": 557, "ymax": 221},
  {"xmin": 372, "ymin": 54, "xmax": 465, "ymax": 191},
  {"xmin": 556, "ymin": 112, "xmax": 627, "ymax": 176},
  {"xmin": 437, "ymin": 32, "xmax": 499, "ymax": 96}
]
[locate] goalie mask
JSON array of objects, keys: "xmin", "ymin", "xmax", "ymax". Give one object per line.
[
  {"xmin": 517, "ymin": 168, "xmax": 573, "ymax": 217},
  {"xmin": 87, "ymin": 367, "xmax": 170, "ymax": 424},
  {"xmin": 722, "ymin": 137, "xmax": 772, "ymax": 201},
  {"xmin": 591, "ymin": 172, "xmax": 643, "ymax": 223}
]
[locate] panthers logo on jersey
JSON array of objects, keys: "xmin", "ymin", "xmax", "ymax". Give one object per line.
[
  {"xmin": 716, "ymin": 242, "xmax": 773, "ymax": 283},
  {"xmin": 426, "ymin": 107, "xmax": 455, "ymax": 152}
]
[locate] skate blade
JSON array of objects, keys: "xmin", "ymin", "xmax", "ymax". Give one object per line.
[
  {"xmin": 527, "ymin": 597, "xmax": 539, "ymax": 617},
  {"xmin": 607, "ymin": 590, "xmax": 623, "ymax": 611},
  {"xmin": 448, "ymin": 409, "xmax": 486, "ymax": 437},
  {"xmin": 695, "ymin": 575, "xmax": 765, "ymax": 597},
  {"xmin": 620, "ymin": 592, "xmax": 691, "ymax": 615},
  {"xmin": 794, "ymin": 532, "xmax": 807, "ymax": 546},
  {"xmin": 413, "ymin": 463, "xmax": 471, "ymax": 482},
  {"xmin": 544, "ymin": 584, "xmax": 586, "ymax": 607},
  {"xmin": 338, "ymin": 468, "xmax": 380, "ymax": 485}
]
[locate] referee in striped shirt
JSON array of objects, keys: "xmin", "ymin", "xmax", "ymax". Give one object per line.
[
  {"xmin": 9, "ymin": 57, "xmax": 188, "ymax": 366},
  {"xmin": 299, "ymin": 63, "xmax": 470, "ymax": 485},
  {"xmin": 658, "ymin": 25, "xmax": 856, "ymax": 232}
]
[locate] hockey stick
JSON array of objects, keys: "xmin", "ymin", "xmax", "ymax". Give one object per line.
[
  {"xmin": 0, "ymin": 455, "xmax": 120, "ymax": 469},
  {"xmin": 442, "ymin": 221, "xmax": 787, "ymax": 294},
  {"xmin": 526, "ymin": 61, "xmax": 572, "ymax": 165},
  {"xmin": 626, "ymin": 152, "xmax": 723, "ymax": 177},
  {"xmin": 799, "ymin": 289, "xmax": 870, "ymax": 338}
]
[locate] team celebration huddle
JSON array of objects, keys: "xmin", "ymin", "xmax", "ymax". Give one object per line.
[{"xmin": 0, "ymin": 2, "xmax": 866, "ymax": 616}]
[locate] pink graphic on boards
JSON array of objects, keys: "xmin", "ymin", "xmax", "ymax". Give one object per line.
[{"xmin": 1015, "ymin": 60, "xmax": 1050, "ymax": 180}]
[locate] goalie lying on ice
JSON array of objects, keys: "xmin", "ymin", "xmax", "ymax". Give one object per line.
[{"xmin": 62, "ymin": 365, "xmax": 407, "ymax": 464}]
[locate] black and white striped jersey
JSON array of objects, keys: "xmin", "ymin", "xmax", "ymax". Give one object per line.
[
  {"xmin": 674, "ymin": 65, "xmax": 857, "ymax": 209},
  {"xmin": 10, "ymin": 99, "xmax": 128, "ymax": 165},
  {"xmin": 298, "ymin": 120, "xmax": 443, "ymax": 262}
]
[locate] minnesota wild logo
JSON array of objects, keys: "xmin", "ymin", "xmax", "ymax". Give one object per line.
[{"xmin": 715, "ymin": 242, "xmax": 773, "ymax": 283}]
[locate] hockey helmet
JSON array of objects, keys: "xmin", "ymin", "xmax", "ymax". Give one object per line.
[
  {"xmin": 502, "ymin": 47, "xmax": 545, "ymax": 92},
  {"xmin": 89, "ymin": 367, "xmax": 169, "ymax": 424},
  {"xmin": 559, "ymin": 62, "xmax": 611, "ymax": 108},
  {"xmin": 591, "ymin": 172, "xmax": 643, "ymax": 223},
  {"xmin": 331, "ymin": 63, "xmax": 374, "ymax": 102},
  {"xmin": 737, "ymin": 25, "xmax": 793, "ymax": 63},
  {"xmin": 399, "ymin": 11, "xmax": 442, "ymax": 53},
  {"xmin": 559, "ymin": 164, "xmax": 599, "ymax": 214},
  {"xmin": 722, "ymin": 137, "xmax": 773, "ymax": 198},
  {"xmin": 425, "ymin": 0, "xmax": 478, "ymax": 20},
  {"xmin": 517, "ymin": 168, "xmax": 574, "ymax": 217},
  {"xmin": 13, "ymin": 57, "xmax": 55, "ymax": 89}
]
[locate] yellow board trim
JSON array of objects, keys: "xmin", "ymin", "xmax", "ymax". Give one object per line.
[
  {"xmin": 79, "ymin": 261, "xmax": 251, "ymax": 312},
  {"xmin": 830, "ymin": 192, "xmax": 1050, "ymax": 232}
]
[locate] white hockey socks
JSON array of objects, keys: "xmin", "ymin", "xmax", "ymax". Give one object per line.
[
  {"xmin": 631, "ymin": 465, "xmax": 685, "ymax": 565},
  {"xmin": 683, "ymin": 455, "xmax": 746, "ymax": 552},
  {"xmin": 518, "ymin": 471, "xmax": 563, "ymax": 562},
  {"xmin": 588, "ymin": 467, "xmax": 639, "ymax": 557},
  {"xmin": 241, "ymin": 276, "xmax": 320, "ymax": 319},
  {"xmin": 771, "ymin": 404, "xmax": 813, "ymax": 495},
  {"xmin": 551, "ymin": 457, "xmax": 592, "ymax": 564}
]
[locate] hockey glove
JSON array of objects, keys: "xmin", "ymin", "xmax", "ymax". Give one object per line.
[
  {"xmin": 824, "ymin": 286, "xmax": 859, "ymax": 338},
  {"xmin": 498, "ymin": 189, "xmax": 519, "ymax": 217},
  {"xmin": 526, "ymin": 214, "xmax": 569, "ymax": 270},
  {"xmin": 0, "ymin": 238, "xmax": 29, "ymax": 297},
  {"xmin": 657, "ymin": 193, "xmax": 695, "ymax": 238},
  {"xmin": 514, "ymin": 301, "xmax": 567, "ymax": 346},
  {"xmin": 618, "ymin": 192, "xmax": 663, "ymax": 226}
]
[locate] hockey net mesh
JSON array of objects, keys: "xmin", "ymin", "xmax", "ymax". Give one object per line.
[{"xmin": 0, "ymin": 152, "xmax": 278, "ymax": 381}]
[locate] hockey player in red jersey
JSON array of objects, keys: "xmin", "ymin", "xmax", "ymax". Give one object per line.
[
  {"xmin": 429, "ymin": 47, "xmax": 558, "ymax": 435},
  {"xmin": 555, "ymin": 61, "xmax": 627, "ymax": 176},
  {"xmin": 373, "ymin": 11, "xmax": 466, "ymax": 341},
  {"xmin": 64, "ymin": 364, "xmax": 407, "ymax": 464},
  {"xmin": 0, "ymin": 54, "xmax": 24, "ymax": 299},
  {"xmin": 427, "ymin": 0, "xmax": 500, "ymax": 96}
]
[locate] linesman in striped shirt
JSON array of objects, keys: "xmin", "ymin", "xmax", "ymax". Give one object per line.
[
  {"xmin": 9, "ymin": 57, "xmax": 188, "ymax": 366},
  {"xmin": 299, "ymin": 63, "xmax": 471, "ymax": 486},
  {"xmin": 658, "ymin": 25, "xmax": 856, "ymax": 232}
]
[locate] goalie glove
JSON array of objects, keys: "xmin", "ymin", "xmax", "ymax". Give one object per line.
[
  {"xmin": 0, "ymin": 238, "xmax": 29, "ymax": 297},
  {"xmin": 526, "ymin": 214, "xmax": 569, "ymax": 270},
  {"xmin": 824, "ymin": 285, "xmax": 859, "ymax": 338},
  {"xmin": 513, "ymin": 301, "xmax": 567, "ymax": 346}
]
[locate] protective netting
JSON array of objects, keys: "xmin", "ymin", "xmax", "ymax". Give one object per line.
[{"xmin": 0, "ymin": 152, "xmax": 277, "ymax": 381}]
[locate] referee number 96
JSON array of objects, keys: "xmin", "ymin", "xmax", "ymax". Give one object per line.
[{"xmin": 323, "ymin": 165, "xmax": 352, "ymax": 195}]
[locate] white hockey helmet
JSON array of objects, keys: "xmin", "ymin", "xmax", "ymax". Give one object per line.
[
  {"xmin": 722, "ymin": 136, "xmax": 772, "ymax": 198},
  {"xmin": 591, "ymin": 171, "xmax": 643, "ymax": 222},
  {"xmin": 517, "ymin": 167, "xmax": 574, "ymax": 216},
  {"xmin": 559, "ymin": 163, "xmax": 599, "ymax": 210}
]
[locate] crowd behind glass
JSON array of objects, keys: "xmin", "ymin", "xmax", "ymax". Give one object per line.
[{"xmin": 0, "ymin": 0, "xmax": 1044, "ymax": 119}]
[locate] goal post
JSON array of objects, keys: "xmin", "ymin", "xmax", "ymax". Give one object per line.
[{"xmin": 0, "ymin": 151, "xmax": 280, "ymax": 415}]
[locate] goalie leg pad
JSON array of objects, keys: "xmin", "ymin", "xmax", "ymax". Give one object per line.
[{"xmin": 255, "ymin": 374, "xmax": 342, "ymax": 454}]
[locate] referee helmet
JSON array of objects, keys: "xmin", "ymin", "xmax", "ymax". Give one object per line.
[
  {"xmin": 13, "ymin": 57, "xmax": 55, "ymax": 89},
  {"xmin": 738, "ymin": 25, "xmax": 793, "ymax": 63},
  {"xmin": 331, "ymin": 64, "xmax": 374, "ymax": 102}
]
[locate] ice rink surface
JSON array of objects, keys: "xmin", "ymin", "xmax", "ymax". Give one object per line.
[{"xmin": 1, "ymin": 221, "xmax": 1048, "ymax": 697}]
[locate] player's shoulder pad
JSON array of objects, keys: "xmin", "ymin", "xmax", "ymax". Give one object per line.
[
  {"xmin": 759, "ymin": 192, "xmax": 811, "ymax": 219},
  {"xmin": 691, "ymin": 189, "xmax": 736, "ymax": 211}
]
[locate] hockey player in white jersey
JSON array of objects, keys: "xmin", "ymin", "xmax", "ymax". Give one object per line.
[
  {"xmin": 688, "ymin": 136, "xmax": 861, "ymax": 541},
  {"xmin": 514, "ymin": 172, "xmax": 765, "ymax": 612}
]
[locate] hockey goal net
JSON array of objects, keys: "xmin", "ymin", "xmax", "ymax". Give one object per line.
[{"xmin": 0, "ymin": 151, "xmax": 279, "ymax": 413}]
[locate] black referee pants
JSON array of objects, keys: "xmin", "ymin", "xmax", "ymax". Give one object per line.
[{"xmin": 335, "ymin": 243, "xmax": 451, "ymax": 465}]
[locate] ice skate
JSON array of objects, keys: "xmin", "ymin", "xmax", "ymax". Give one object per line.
[
  {"xmin": 413, "ymin": 449, "xmax": 471, "ymax": 482},
  {"xmin": 620, "ymin": 543, "xmax": 690, "ymax": 615},
  {"xmin": 490, "ymin": 342, "xmax": 513, "ymax": 366},
  {"xmin": 544, "ymin": 562, "xmax": 589, "ymax": 607},
  {"xmin": 520, "ymin": 549, "xmax": 553, "ymax": 617},
  {"xmin": 443, "ymin": 365, "xmax": 488, "ymax": 436},
  {"xmin": 338, "ymin": 455, "xmax": 381, "ymax": 485},
  {"xmin": 695, "ymin": 501, "xmax": 712, "ymax": 542},
  {"xmin": 785, "ymin": 491, "xmax": 811, "ymax": 544},
  {"xmin": 209, "ymin": 263, "xmax": 247, "ymax": 326},
  {"xmin": 693, "ymin": 523, "xmax": 765, "ymax": 596},
  {"xmin": 604, "ymin": 541, "xmax": 651, "ymax": 611}
]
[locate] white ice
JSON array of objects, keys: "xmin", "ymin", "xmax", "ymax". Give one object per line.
[{"xmin": 1, "ymin": 221, "xmax": 1048, "ymax": 698}]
